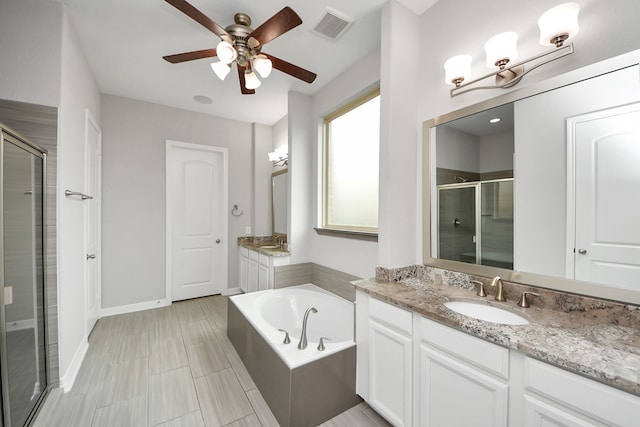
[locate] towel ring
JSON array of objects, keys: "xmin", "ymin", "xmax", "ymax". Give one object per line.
[{"xmin": 231, "ymin": 204, "xmax": 243, "ymax": 217}]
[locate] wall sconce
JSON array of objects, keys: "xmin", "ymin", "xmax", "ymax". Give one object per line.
[
  {"xmin": 268, "ymin": 147, "xmax": 288, "ymax": 167},
  {"xmin": 444, "ymin": 2, "xmax": 579, "ymax": 97}
]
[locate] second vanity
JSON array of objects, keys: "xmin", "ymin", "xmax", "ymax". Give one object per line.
[
  {"xmin": 238, "ymin": 237, "xmax": 290, "ymax": 293},
  {"xmin": 354, "ymin": 267, "xmax": 640, "ymax": 427}
]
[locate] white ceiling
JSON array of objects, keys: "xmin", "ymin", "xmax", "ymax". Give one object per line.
[{"xmin": 61, "ymin": 0, "xmax": 439, "ymax": 125}]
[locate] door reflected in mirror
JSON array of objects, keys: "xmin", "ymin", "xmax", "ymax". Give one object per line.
[{"xmin": 272, "ymin": 169, "xmax": 288, "ymax": 237}]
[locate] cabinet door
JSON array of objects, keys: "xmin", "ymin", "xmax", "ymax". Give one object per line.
[
  {"xmin": 368, "ymin": 319, "xmax": 412, "ymax": 427},
  {"xmin": 247, "ymin": 259, "xmax": 259, "ymax": 293},
  {"xmin": 258, "ymin": 263, "xmax": 270, "ymax": 291},
  {"xmin": 420, "ymin": 344, "xmax": 508, "ymax": 427},
  {"xmin": 239, "ymin": 254, "xmax": 248, "ymax": 292},
  {"xmin": 524, "ymin": 395, "xmax": 600, "ymax": 427}
]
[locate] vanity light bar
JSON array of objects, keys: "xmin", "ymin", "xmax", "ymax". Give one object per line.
[{"xmin": 450, "ymin": 42, "xmax": 574, "ymax": 97}]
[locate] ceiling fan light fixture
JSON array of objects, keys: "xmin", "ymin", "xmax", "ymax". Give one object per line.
[
  {"xmin": 253, "ymin": 55, "xmax": 272, "ymax": 78},
  {"xmin": 245, "ymin": 70, "xmax": 261, "ymax": 90},
  {"xmin": 216, "ymin": 40, "xmax": 237, "ymax": 64},
  {"xmin": 211, "ymin": 60, "xmax": 231, "ymax": 80}
]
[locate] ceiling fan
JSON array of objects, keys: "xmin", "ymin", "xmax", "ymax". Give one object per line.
[{"xmin": 163, "ymin": 0, "xmax": 317, "ymax": 94}]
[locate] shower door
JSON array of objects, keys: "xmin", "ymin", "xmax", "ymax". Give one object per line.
[
  {"xmin": 437, "ymin": 185, "xmax": 477, "ymax": 264},
  {"xmin": 0, "ymin": 128, "xmax": 48, "ymax": 427}
]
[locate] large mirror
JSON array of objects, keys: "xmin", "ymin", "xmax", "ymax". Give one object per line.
[
  {"xmin": 272, "ymin": 169, "xmax": 288, "ymax": 237},
  {"xmin": 423, "ymin": 50, "xmax": 640, "ymax": 304}
]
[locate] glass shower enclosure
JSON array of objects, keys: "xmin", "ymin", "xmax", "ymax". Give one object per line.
[
  {"xmin": 0, "ymin": 126, "xmax": 48, "ymax": 426},
  {"xmin": 437, "ymin": 179, "xmax": 514, "ymax": 269}
]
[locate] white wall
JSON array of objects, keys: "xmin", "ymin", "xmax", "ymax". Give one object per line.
[
  {"xmin": 253, "ymin": 123, "xmax": 272, "ymax": 236},
  {"xmin": 0, "ymin": 0, "xmax": 61, "ymax": 107},
  {"xmin": 57, "ymin": 12, "xmax": 102, "ymax": 388},
  {"xmin": 479, "ymin": 131, "xmax": 513, "ymax": 173},
  {"xmin": 378, "ymin": 1, "xmax": 421, "ymax": 269},
  {"xmin": 101, "ymin": 95, "xmax": 253, "ymax": 308},
  {"xmin": 435, "ymin": 127, "xmax": 479, "ymax": 172},
  {"xmin": 288, "ymin": 92, "xmax": 313, "ymax": 264}
]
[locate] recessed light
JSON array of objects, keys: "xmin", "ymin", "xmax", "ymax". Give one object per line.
[
  {"xmin": 489, "ymin": 117, "xmax": 501, "ymax": 124},
  {"xmin": 193, "ymin": 95, "xmax": 212, "ymax": 104}
]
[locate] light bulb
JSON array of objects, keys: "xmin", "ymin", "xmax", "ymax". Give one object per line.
[
  {"xmin": 484, "ymin": 32, "xmax": 518, "ymax": 68},
  {"xmin": 444, "ymin": 55, "xmax": 472, "ymax": 86},
  {"xmin": 211, "ymin": 60, "xmax": 231, "ymax": 80},
  {"xmin": 253, "ymin": 55, "xmax": 273, "ymax": 78},
  {"xmin": 538, "ymin": 2, "xmax": 580, "ymax": 47},
  {"xmin": 244, "ymin": 70, "xmax": 261, "ymax": 90},
  {"xmin": 216, "ymin": 40, "xmax": 237, "ymax": 64}
]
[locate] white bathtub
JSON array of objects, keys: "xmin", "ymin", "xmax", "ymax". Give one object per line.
[{"xmin": 229, "ymin": 284, "xmax": 355, "ymax": 369}]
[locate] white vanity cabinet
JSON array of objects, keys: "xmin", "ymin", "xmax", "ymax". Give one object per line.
[
  {"xmin": 522, "ymin": 357, "xmax": 640, "ymax": 427},
  {"xmin": 367, "ymin": 297, "xmax": 413, "ymax": 427},
  {"xmin": 238, "ymin": 246, "xmax": 289, "ymax": 293},
  {"xmin": 419, "ymin": 317, "xmax": 509, "ymax": 427},
  {"xmin": 355, "ymin": 291, "xmax": 640, "ymax": 427}
]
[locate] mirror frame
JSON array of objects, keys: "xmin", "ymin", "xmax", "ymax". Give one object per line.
[
  {"xmin": 422, "ymin": 49, "xmax": 640, "ymax": 305},
  {"xmin": 271, "ymin": 168, "xmax": 288, "ymax": 238}
]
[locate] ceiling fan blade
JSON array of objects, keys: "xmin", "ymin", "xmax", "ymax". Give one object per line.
[
  {"xmin": 163, "ymin": 48, "xmax": 217, "ymax": 64},
  {"xmin": 247, "ymin": 7, "xmax": 302, "ymax": 46},
  {"xmin": 264, "ymin": 53, "xmax": 317, "ymax": 84},
  {"xmin": 237, "ymin": 65, "xmax": 255, "ymax": 95},
  {"xmin": 165, "ymin": 0, "xmax": 229, "ymax": 39}
]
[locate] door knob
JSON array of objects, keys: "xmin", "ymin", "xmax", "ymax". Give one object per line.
[
  {"xmin": 86, "ymin": 254, "xmax": 96, "ymax": 260},
  {"xmin": 215, "ymin": 239, "xmax": 221, "ymax": 244},
  {"xmin": 577, "ymin": 249, "xmax": 587, "ymax": 254}
]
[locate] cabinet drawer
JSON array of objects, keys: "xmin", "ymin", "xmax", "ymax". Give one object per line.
[
  {"xmin": 258, "ymin": 253, "xmax": 270, "ymax": 266},
  {"xmin": 239, "ymin": 247, "xmax": 249, "ymax": 257},
  {"xmin": 420, "ymin": 317, "xmax": 509, "ymax": 379},
  {"xmin": 369, "ymin": 297, "xmax": 412, "ymax": 335},
  {"xmin": 248, "ymin": 249, "xmax": 259, "ymax": 261},
  {"xmin": 524, "ymin": 357, "xmax": 640, "ymax": 427}
]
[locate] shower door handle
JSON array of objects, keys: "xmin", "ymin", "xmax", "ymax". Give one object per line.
[{"xmin": 86, "ymin": 254, "xmax": 96, "ymax": 260}]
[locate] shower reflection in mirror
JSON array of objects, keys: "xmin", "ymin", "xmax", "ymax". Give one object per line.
[{"xmin": 433, "ymin": 103, "xmax": 514, "ymax": 269}]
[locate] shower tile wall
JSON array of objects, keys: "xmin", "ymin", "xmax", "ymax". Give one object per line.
[{"xmin": 0, "ymin": 99, "xmax": 59, "ymax": 387}]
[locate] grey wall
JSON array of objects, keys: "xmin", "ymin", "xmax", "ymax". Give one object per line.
[{"xmin": 101, "ymin": 95, "xmax": 253, "ymax": 308}]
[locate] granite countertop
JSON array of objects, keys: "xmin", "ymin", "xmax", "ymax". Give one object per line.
[
  {"xmin": 354, "ymin": 277, "xmax": 640, "ymax": 397},
  {"xmin": 238, "ymin": 240, "xmax": 290, "ymax": 257}
]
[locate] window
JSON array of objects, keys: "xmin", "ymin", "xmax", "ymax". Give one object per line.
[{"xmin": 322, "ymin": 88, "xmax": 380, "ymax": 233}]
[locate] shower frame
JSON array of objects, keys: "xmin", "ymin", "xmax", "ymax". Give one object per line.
[
  {"xmin": 0, "ymin": 123, "xmax": 50, "ymax": 427},
  {"xmin": 436, "ymin": 177, "xmax": 514, "ymax": 268}
]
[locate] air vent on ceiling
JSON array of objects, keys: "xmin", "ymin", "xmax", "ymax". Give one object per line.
[{"xmin": 311, "ymin": 7, "xmax": 354, "ymax": 41}]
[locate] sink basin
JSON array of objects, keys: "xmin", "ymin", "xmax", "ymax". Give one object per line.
[
  {"xmin": 444, "ymin": 301, "xmax": 529, "ymax": 325},
  {"xmin": 258, "ymin": 245, "xmax": 280, "ymax": 249}
]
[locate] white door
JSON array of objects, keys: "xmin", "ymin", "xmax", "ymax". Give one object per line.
[
  {"xmin": 570, "ymin": 103, "xmax": 640, "ymax": 289},
  {"xmin": 84, "ymin": 111, "xmax": 101, "ymax": 335},
  {"xmin": 167, "ymin": 141, "xmax": 227, "ymax": 301}
]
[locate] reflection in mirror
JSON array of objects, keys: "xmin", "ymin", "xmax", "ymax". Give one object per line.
[
  {"xmin": 272, "ymin": 169, "xmax": 288, "ymax": 237},
  {"xmin": 424, "ymin": 50, "xmax": 640, "ymax": 304},
  {"xmin": 433, "ymin": 104, "xmax": 514, "ymax": 269}
]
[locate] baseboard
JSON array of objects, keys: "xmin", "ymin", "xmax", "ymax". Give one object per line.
[
  {"xmin": 222, "ymin": 287, "xmax": 243, "ymax": 296},
  {"xmin": 6, "ymin": 318, "xmax": 35, "ymax": 332},
  {"xmin": 60, "ymin": 338, "xmax": 89, "ymax": 392},
  {"xmin": 100, "ymin": 299, "xmax": 170, "ymax": 318}
]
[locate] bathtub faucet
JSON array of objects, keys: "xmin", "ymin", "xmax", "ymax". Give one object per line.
[{"xmin": 298, "ymin": 306, "xmax": 318, "ymax": 350}]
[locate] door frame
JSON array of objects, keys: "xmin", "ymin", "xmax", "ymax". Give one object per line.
[
  {"xmin": 84, "ymin": 109, "xmax": 101, "ymax": 336},
  {"xmin": 565, "ymin": 102, "xmax": 640, "ymax": 279},
  {"xmin": 165, "ymin": 140, "xmax": 228, "ymax": 302}
]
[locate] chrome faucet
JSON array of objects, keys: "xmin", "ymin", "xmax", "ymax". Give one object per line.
[
  {"xmin": 298, "ymin": 306, "xmax": 318, "ymax": 349},
  {"xmin": 490, "ymin": 276, "xmax": 507, "ymax": 302}
]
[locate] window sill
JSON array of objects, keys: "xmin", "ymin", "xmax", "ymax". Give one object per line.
[{"xmin": 313, "ymin": 227, "xmax": 378, "ymax": 242}]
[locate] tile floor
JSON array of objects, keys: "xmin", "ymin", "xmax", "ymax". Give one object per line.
[{"xmin": 33, "ymin": 295, "xmax": 390, "ymax": 426}]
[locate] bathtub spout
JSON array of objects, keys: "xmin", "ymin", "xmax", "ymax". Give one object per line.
[{"xmin": 298, "ymin": 306, "xmax": 318, "ymax": 349}]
